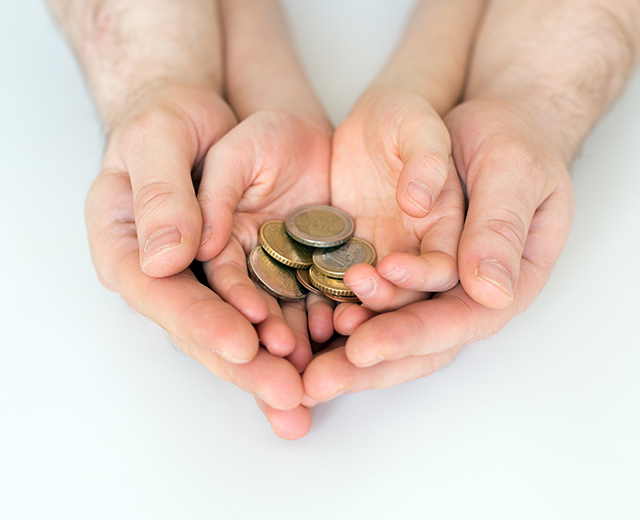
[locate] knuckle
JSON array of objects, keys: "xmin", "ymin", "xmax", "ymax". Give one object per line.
[
  {"xmin": 133, "ymin": 181, "xmax": 177, "ymax": 223},
  {"xmin": 481, "ymin": 209, "xmax": 528, "ymax": 256},
  {"xmin": 118, "ymin": 105, "xmax": 190, "ymax": 152}
]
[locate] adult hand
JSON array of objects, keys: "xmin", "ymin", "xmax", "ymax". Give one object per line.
[{"xmin": 86, "ymin": 87, "xmax": 311, "ymax": 438}]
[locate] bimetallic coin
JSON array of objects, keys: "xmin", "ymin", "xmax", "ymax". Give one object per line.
[
  {"xmin": 247, "ymin": 246, "xmax": 307, "ymax": 302},
  {"xmin": 259, "ymin": 221, "xmax": 314, "ymax": 268},
  {"xmin": 285, "ymin": 204, "xmax": 354, "ymax": 248},
  {"xmin": 296, "ymin": 269, "xmax": 322, "ymax": 295},
  {"xmin": 323, "ymin": 293, "xmax": 361, "ymax": 304},
  {"xmin": 312, "ymin": 237, "xmax": 376, "ymax": 278},
  {"xmin": 308, "ymin": 266, "xmax": 355, "ymax": 297}
]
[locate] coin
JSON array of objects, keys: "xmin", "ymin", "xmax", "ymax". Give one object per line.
[
  {"xmin": 308, "ymin": 266, "xmax": 355, "ymax": 297},
  {"xmin": 259, "ymin": 221, "xmax": 314, "ymax": 268},
  {"xmin": 312, "ymin": 237, "xmax": 376, "ymax": 279},
  {"xmin": 285, "ymin": 204, "xmax": 354, "ymax": 248},
  {"xmin": 296, "ymin": 268, "xmax": 322, "ymax": 295},
  {"xmin": 247, "ymin": 246, "xmax": 308, "ymax": 302},
  {"xmin": 322, "ymin": 293, "xmax": 361, "ymax": 304}
]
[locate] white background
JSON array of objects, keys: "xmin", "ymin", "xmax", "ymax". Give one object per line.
[{"xmin": 1, "ymin": 1, "xmax": 639, "ymax": 518}]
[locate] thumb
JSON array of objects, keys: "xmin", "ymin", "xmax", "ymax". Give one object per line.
[
  {"xmin": 196, "ymin": 129, "xmax": 255, "ymax": 261},
  {"xmin": 116, "ymin": 111, "xmax": 203, "ymax": 278},
  {"xmin": 394, "ymin": 104, "xmax": 451, "ymax": 218}
]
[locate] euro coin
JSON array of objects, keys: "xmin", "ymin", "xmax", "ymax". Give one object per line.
[
  {"xmin": 247, "ymin": 246, "xmax": 307, "ymax": 302},
  {"xmin": 322, "ymin": 293, "xmax": 361, "ymax": 304},
  {"xmin": 296, "ymin": 268, "xmax": 322, "ymax": 295},
  {"xmin": 312, "ymin": 237, "xmax": 376, "ymax": 279},
  {"xmin": 285, "ymin": 204, "xmax": 354, "ymax": 248},
  {"xmin": 259, "ymin": 221, "xmax": 314, "ymax": 268},
  {"xmin": 308, "ymin": 266, "xmax": 355, "ymax": 297}
]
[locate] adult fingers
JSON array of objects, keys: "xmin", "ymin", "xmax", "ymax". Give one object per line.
[
  {"xmin": 394, "ymin": 102, "xmax": 451, "ymax": 218},
  {"xmin": 306, "ymin": 293, "xmax": 335, "ymax": 344},
  {"xmin": 303, "ymin": 344, "xmax": 460, "ymax": 402},
  {"xmin": 255, "ymin": 398, "xmax": 313, "ymax": 440},
  {"xmin": 113, "ymin": 97, "xmax": 234, "ymax": 278},
  {"xmin": 446, "ymin": 107, "xmax": 560, "ymax": 309},
  {"xmin": 281, "ymin": 300, "xmax": 313, "ymax": 373},
  {"xmin": 86, "ymin": 170, "xmax": 260, "ymax": 365}
]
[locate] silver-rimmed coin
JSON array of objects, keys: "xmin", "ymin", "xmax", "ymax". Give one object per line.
[
  {"xmin": 312, "ymin": 237, "xmax": 376, "ymax": 279},
  {"xmin": 247, "ymin": 246, "xmax": 307, "ymax": 302},
  {"xmin": 285, "ymin": 204, "xmax": 354, "ymax": 248}
]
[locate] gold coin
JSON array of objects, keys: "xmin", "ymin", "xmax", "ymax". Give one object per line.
[
  {"xmin": 296, "ymin": 269, "xmax": 322, "ymax": 295},
  {"xmin": 308, "ymin": 266, "xmax": 355, "ymax": 297},
  {"xmin": 322, "ymin": 293, "xmax": 361, "ymax": 304},
  {"xmin": 259, "ymin": 221, "xmax": 314, "ymax": 268},
  {"xmin": 312, "ymin": 237, "xmax": 376, "ymax": 279},
  {"xmin": 285, "ymin": 205, "xmax": 354, "ymax": 247},
  {"xmin": 247, "ymin": 246, "xmax": 307, "ymax": 302}
]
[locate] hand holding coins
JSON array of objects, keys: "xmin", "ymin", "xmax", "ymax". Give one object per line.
[{"xmin": 247, "ymin": 205, "xmax": 376, "ymax": 304}]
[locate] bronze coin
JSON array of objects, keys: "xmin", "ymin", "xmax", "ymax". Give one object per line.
[
  {"xmin": 259, "ymin": 221, "xmax": 314, "ymax": 268},
  {"xmin": 296, "ymin": 268, "xmax": 322, "ymax": 295},
  {"xmin": 247, "ymin": 246, "xmax": 307, "ymax": 302}
]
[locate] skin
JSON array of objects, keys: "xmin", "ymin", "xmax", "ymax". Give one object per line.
[{"xmin": 303, "ymin": 0, "xmax": 640, "ymax": 409}]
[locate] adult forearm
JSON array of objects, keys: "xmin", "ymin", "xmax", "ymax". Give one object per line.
[
  {"xmin": 466, "ymin": 0, "xmax": 640, "ymax": 162},
  {"xmin": 371, "ymin": 0, "xmax": 488, "ymax": 115},
  {"xmin": 46, "ymin": 0, "xmax": 224, "ymax": 130},
  {"xmin": 219, "ymin": 0, "xmax": 327, "ymax": 123}
]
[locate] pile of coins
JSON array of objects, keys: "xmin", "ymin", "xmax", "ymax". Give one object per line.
[{"xmin": 247, "ymin": 205, "xmax": 376, "ymax": 303}]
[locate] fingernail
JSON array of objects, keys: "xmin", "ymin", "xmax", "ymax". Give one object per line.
[
  {"xmin": 382, "ymin": 266, "xmax": 409, "ymax": 284},
  {"xmin": 199, "ymin": 223, "xmax": 212, "ymax": 246},
  {"xmin": 358, "ymin": 354, "xmax": 387, "ymax": 368},
  {"xmin": 405, "ymin": 180, "xmax": 434, "ymax": 214},
  {"xmin": 301, "ymin": 393, "xmax": 318, "ymax": 408},
  {"xmin": 348, "ymin": 277, "xmax": 377, "ymax": 298},
  {"xmin": 143, "ymin": 227, "xmax": 182, "ymax": 262},
  {"xmin": 327, "ymin": 389, "xmax": 346, "ymax": 401},
  {"xmin": 476, "ymin": 259, "xmax": 514, "ymax": 300}
]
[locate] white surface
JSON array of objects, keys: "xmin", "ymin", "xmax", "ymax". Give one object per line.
[{"xmin": 1, "ymin": 1, "xmax": 639, "ymax": 519}]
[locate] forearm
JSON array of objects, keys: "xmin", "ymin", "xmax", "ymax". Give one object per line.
[
  {"xmin": 219, "ymin": 0, "xmax": 327, "ymax": 124},
  {"xmin": 46, "ymin": 0, "xmax": 224, "ymax": 130},
  {"xmin": 371, "ymin": 0, "xmax": 488, "ymax": 115},
  {"xmin": 466, "ymin": 0, "xmax": 640, "ymax": 162}
]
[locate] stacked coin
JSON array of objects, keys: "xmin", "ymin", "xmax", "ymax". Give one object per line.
[{"xmin": 247, "ymin": 205, "xmax": 376, "ymax": 304}]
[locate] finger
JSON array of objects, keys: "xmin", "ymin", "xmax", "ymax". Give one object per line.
[
  {"xmin": 333, "ymin": 303, "xmax": 377, "ymax": 336},
  {"xmin": 254, "ymin": 290, "xmax": 298, "ymax": 358},
  {"xmin": 395, "ymin": 103, "xmax": 451, "ymax": 218},
  {"xmin": 86, "ymin": 170, "xmax": 260, "ymax": 364},
  {"xmin": 306, "ymin": 293, "xmax": 335, "ymax": 344},
  {"xmin": 281, "ymin": 300, "xmax": 313, "ymax": 373},
  {"xmin": 204, "ymin": 235, "xmax": 269, "ymax": 324},
  {"xmin": 343, "ymin": 263, "xmax": 427, "ymax": 312},
  {"xmin": 379, "ymin": 160, "xmax": 464, "ymax": 292},
  {"xmin": 303, "ymin": 345, "xmax": 460, "ymax": 402},
  {"xmin": 196, "ymin": 128, "xmax": 254, "ymax": 262},
  {"xmin": 255, "ymin": 398, "xmax": 313, "ymax": 440},
  {"xmin": 114, "ymin": 109, "xmax": 205, "ymax": 278},
  {"xmin": 446, "ymin": 113, "xmax": 557, "ymax": 309}
]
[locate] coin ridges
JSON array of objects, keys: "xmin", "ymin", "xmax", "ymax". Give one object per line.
[
  {"xmin": 308, "ymin": 266, "xmax": 355, "ymax": 297},
  {"xmin": 259, "ymin": 221, "xmax": 314, "ymax": 268},
  {"xmin": 312, "ymin": 237, "xmax": 376, "ymax": 279}
]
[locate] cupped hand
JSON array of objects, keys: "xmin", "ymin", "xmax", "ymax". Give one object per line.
[
  {"xmin": 86, "ymin": 87, "xmax": 313, "ymax": 439},
  {"xmin": 328, "ymin": 87, "xmax": 465, "ymax": 329},
  {"xmin": 196, "ymin": 109, "xmax": 335, "ymax": 360},
  {"xmin": 303, "ymin": 99, "xmax": 574, "ymax": 402}
]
